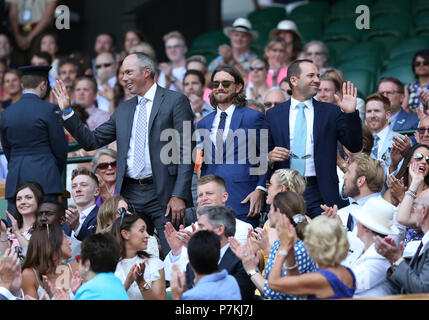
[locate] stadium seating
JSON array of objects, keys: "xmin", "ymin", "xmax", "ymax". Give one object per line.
[
  {"xmin": 378, "ymin": 65, "xmax": 417, "ymax": 86},
  {"xmin": 247, "ymin": 6, "xmax": 287, "ymax": 29}
]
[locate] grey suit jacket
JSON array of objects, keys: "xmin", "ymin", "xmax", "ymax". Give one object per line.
[
  {"xmin": 388, "ymin": 241, "xmax": 429, "ymax": 294},
  {"xmin": 63, "ymin": 85, "xmax": 195, "ymax": 208}
]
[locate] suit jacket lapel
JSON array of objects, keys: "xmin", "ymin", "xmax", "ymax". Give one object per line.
[
  {"xmin": 148, "ymin": 86, "xmax": 164, "ymax": 134},
  {"xmin": 124, "ymin": 96, "xmax": 138, "ymax": 149},
  {"xmin": 280, "ymin": 101, "xmax": 291, "ymax": 150},
  {"xmin": 225, "ymin": 107, "xmax": 244, "ymax": 154},
  {"xmin": 80, "ymin": 206, "xmax": 98, "ymax": 232},
  {"xmin": 312, "ymin": 98, "xmax": 323, "ymax": 150}
]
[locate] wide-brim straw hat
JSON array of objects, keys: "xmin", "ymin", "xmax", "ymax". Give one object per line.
[{"xmin": 224, "ymin": 17, "xmax": 259, "ymax": 42}]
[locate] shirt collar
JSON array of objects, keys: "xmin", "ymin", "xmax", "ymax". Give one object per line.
[
  {"xmin": 374, "ymin": 125, "xmax": 390, "ymax": 142},
  {"xmin": 219, "ymin": 242, "xmax": 230, "ymax": 263},
  {"xmin": 216, "ymin": 104, "xmax": 236, "ymax": 117},
  {"xmin": 81, "ymin": 204, "xmax": 96, "ymax": 219},
  {"xmin": 290, "ymin": 96, "xmax": 313, "ymax": 110},
  {"xmin": 354, "ymin": 193, "xmax": 381, "ymax": 206},
  {"xmin": 422, "ymin": 231, "xmax": 429, "ymax": 248},
  {"xmin": 22, "ymin": 91, "xmax": 39, "ymax": 97},
  {"xmin": 138, "ymin": 83, "xmax": 157, "ymax": 104}
]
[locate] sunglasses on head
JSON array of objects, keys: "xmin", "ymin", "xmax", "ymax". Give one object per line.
[
  {"xmin": 212, "ymin": 80, "xmax": 234, "ymax": 89},
  {"xmin": 95, "ymin": 62, "xmax": 113, "ymax": 69},
  {"xmin": 118, "ymin": 207, "xmax": 129, "ymax": 226},
  {"xmin": 414, "ymin": 61, "xmax": 429, "ymax": 67},
  {"xmin": 97, "ymin": 161, "xmax": 116, "ymax": 170},
  {"xmin": 413, "ymin": 153, "xmax": 429, "ymax": 164}
]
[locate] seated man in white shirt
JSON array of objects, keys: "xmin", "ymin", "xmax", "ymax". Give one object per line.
[
  {"xmin": 63, "ymin": 167, "xmax": 100, "ymax": 242},
  {"xmin": 163, "ymin": 174, "xmax": 253, "ymax": 281}
]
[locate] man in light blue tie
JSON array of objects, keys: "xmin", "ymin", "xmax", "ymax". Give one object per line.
[{"xmin": 266, "ymin": 59, "xmax": 362, "ymax": 218}]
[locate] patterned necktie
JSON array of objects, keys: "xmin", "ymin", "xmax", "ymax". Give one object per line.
[
  {"xmin": 371, "ymin": 135, "xmax": 380, "ymax": 159},
  {"xmin": 133, "ymin": 97, "xmax": 149, "ymax": 175},
  {"xmin": 215, "ymin": 111, "xmax": 227, "ymax": 149},
  {"xmin": 410, "ymin": 241, "xmax": 424, "ymax": 268},
  {"xmin": 290, "ymin": 103, "xmax": 307, "ymax": 176}
]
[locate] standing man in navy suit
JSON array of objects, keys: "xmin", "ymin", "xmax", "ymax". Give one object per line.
[
  {"xmin": 0, "ymin": 65, "xmax": 67, "ymax": 213},
  {"xmin": 197, "ymin": 65, "xmax": 267, "ymax": 227},
  {"xmin": 63, "ymin": 167, "xmax": 99, "ymax": 242},
  {"xmin": 266, "ymin": 59, "xmax": 362, "ymax": 218}
]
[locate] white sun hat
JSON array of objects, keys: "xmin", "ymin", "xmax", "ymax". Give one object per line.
[
  {"xmin": 350, "ymin": 196, "xmax": 399, "ymax": 236},
  {"xmin": 224, "ymin": 17, "xmax": 259, "ymax": 42}
]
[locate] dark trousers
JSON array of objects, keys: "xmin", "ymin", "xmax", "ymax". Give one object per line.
[
  {"xmin": 121, "ymin": 181, "xmax": 171, "ymax": 259},
  {"xmin": 302, "ymin": 183, "xmax": 324, "ymax": 219}
]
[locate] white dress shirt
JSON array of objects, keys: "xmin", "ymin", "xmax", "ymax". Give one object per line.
[
  {"xmin": 373, "ymin": 125, "xmax": 390, "ymax": 160},
  {"xmin": 96, "ymin": 76, "xmax": 117, "ymax": 112},
  {"xmin": 289, "ymin": 97, "xmax": 316, "ymax": 177},
  {"xmin": 126, "ymin": 83, "xmax": 157, "ymax": 179},
  {"xmin": 210, "ymin": 104, "xmax": 236, "ymax": 145}
]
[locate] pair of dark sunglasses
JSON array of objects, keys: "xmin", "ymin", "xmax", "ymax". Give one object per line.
[
  {"xmin": 95, "ymin": 62, "xmax": 113, "ymax": 69},
  {"xmin": 418, "ymin": 127, "xmax": 429, "ymax": 134},
  {"xmin": 97, "ymin": 161, "xmax": 116, "ymax": 170},
  {"xmin": 414, "ymin": 61, "xmax": 429, "ymax": 67},
  {"xmin": 212, "ymin": 80, "xmax": 234, "ymax": 89},
  {"xmin": 250, "ymin": 66, "xmax": 265, "ymax": 71},
  {"xmin": 413, "ymin": 153, "xmax": 429, "ymax": 164}
]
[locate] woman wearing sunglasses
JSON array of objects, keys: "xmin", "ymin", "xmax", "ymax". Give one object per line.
[
  {"xmin": 91, "ymin": 148, "xmax": 117, "ymax": 207},
  {"xmin": 384, "ymin": 143, "xmax": 429, "ymax": 248},
  {"xmin": 111, "ymin": 214, "xmax": 166, "ymax": 300},
  {"xmin": 245, "ymin": 57, "xmax": 270, "ymax": 104},
  {"xmin": 403, "ymin": 49, "xmax": 429, "ymax": 113}
]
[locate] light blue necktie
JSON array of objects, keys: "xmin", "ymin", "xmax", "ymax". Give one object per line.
[
  {"xmin": 371, "ymin": 135, "xmax": 380, "ymax": 159},
  {"xmin": 290, "ymin": 102, "xmax": 306, "ymax": 176}
]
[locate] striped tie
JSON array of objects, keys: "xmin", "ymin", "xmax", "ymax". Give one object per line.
[{"xmin": 133, "ymin": 97, "xmax": 149, "ymax": 175}]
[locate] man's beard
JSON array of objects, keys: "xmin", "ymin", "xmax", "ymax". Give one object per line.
[{"xmin": 344, "ymin": 177, "xmax": 360, "ymax": 199}]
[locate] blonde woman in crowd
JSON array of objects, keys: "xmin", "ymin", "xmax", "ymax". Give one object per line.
[{"xmin": 268, "ymin": 215, "xmax": 356, "ymax": 299}]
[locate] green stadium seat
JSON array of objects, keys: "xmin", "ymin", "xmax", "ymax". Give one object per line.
[
  {"xmin": 323, "ymin": 18, "xmax": 363, "ymax": 43},
  {"xmin": 296, "ymin": 20, "xmax": 324, "ymax": 42},
  {"xmin": 247, "ymin": 6, "xmax": 287, "ymax": 29},
  {"xmin": 389, "ymin": 36, "xmax": 429, "ymax": 59},
  {"xmin": 336, "ymin": 41, "xmax": 387, "ymax": 64},
  {"xmin": 252, "ymin": 25, "xmax": 272, "ymax": 51},
  {"xmin": 371, "ymin": 0, "xmax": 411, "ymax": 17},
  {"xmin": 327, "ymin": 0, "xmax": 373, "ymax": 23},
  {"xmin": 189, "ymin": 29, "xmax": 229, "ymax": 52},
  {"xmin": 378, "ymin": 65, "xmax": 417, "ymax": 86},
  {"xmin": 364, "ymin": 13, "xmax": 410, "ymax": 40},
  {"xmin": 414, "ymin": 12, "xmax": 429, "ymax": 36},
  {"xmin": 288, "ymin": 1, "xmax": 330, "ymax": 25},
  {"xmin": 413, "ymin": 0, "xmax": 429, "ymax": 19},
  {"xmin": 185, "ymin": 48, "xmax": 218, "ymax": 65},
  {"xmin": 341, "ymin": 69, "xmax": 376, "ymax": 98},
  {"xmin": 384, "ymin": 52, "xmax": 415, "ymax": 70},
  {"xmin": 336, "ymin": 56, "xmax": 382, "ymax": 76}
]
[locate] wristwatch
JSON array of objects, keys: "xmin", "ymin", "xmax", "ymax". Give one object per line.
[{"xmin": 247, "ymin": 269, "xmax": 259, "ymax": 277}]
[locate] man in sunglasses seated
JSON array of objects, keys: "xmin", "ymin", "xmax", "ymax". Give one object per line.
[
  {"xmin": 262, "ymin": 87, "xmax": 288, "ymax": 112},
  {"xmin": 63, "ymin": 167, "xmax": 100, "ymax": 242},
  {"xmin": 94, "ymin": 52, "xmax": 117, "ymax": 113}
]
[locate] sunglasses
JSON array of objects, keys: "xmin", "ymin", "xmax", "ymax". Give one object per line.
[
  {"xmin": 264, "ymin": 101, "xmax": 283, "ymax": 108},
  {"xmin": 212, "ymin": 80, "xmax": 234, "ymax": 89},
  {"xmin": 118, "ymin": 207, "xmax": 128, "ymax": 226},
  {"xmin": 97, "ymin": 161, "xmax": 116, "ymax": 170},
  {"xmin": 95, "ymin": 62, "xmax": 113, "ymax": 69},
  {"xmin": 250, "ymin": 66, "xmax": 265, "ymax": 71},
  {"xmin": 418, "ymin": 127, "xmax": 429, "ymax": 134},
  {"xmin": 413, "ymin": 153, "xmax": 429, "ymax": 164},
  {"xmin": 414, "ymin": 61, "xmax": 429, "ymax": 67}
]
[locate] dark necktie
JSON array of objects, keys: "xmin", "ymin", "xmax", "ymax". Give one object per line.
[
  {"xmin": 410, "ymin": 241, "xmax": 424, "ymax": 268},
  {"xmin": 215, "ymin": 112, "xmax": 227, "ymax": 148},
  {"xmin": 347, "ymin": 202, "xmax": 358, "ymax": 232}
]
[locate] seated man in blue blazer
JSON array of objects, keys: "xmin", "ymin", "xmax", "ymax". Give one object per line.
[
  {"xmin": 377, "ymin": 77, "xmax": 419, "ymax": 133},
  {"xmin": 63, "ymin": 167, "xmax": 99, "ymax": 241},
  {"xmin": 266, "ymin": 59, "xmax": 362, "ymax": 218}
]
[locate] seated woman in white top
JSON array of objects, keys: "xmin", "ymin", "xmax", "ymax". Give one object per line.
[
  {"xmin": 21, "ymin": 224, "xmax": 78, "ymax": 300},
  {"xmin": 111, "ymin": 214, "xmax": 166, "ymax": 300}
]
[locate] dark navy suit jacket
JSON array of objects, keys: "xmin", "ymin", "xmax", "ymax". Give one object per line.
[
  {"xmin": 266, "ymin": 98, "xmax": 362, "ymax": 207},
  {"xmin": 0, "ymin": 93, "xmax": 67, "ymax": 198},
  {"xmin": 185, "ymin": 247, "xmax": 256, "ymax": 300},
  {"xmin": 197, "ymin": 106, "xmax": 267, "ymax": 225},
  {"xmin": 63, "ymin": 205, "xmax": 99, "ymax": 241},
  {"xmin": 391, "ymin": 108, "xmax": 419, "ymax": 132}
]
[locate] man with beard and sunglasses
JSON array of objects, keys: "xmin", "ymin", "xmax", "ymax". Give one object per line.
[
  {"xmin": 321, "ymin": 153, "xmax": 386, "ymax": 267},
  {"xmin": 196, "ymin": 65, "xmax": 267, "ymax": 227}
]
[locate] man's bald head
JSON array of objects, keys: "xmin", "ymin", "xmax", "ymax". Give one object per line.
[{"xmin": 263, "ymin": 88, "xmax": 288, "ymax": 110}]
